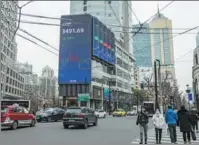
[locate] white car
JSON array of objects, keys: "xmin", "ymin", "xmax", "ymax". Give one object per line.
[
  {"xmin": 95, "ymin": 110, "xmax": 106, "ymax": 118},
  {"xmin": 126, "ymin": 110, "xmax": 136, "ymax": 116}
]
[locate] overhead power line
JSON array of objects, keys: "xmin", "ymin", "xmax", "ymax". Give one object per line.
[
  {"xmin": 17, "ymin": 33, "xmax": 58, "ymax": 56},
  {"xmin": 19, "ymin": 28, "xmax": 59, "ymax": 52},
  {"xmin": 133, "ymin": 1, "xmax": 174, "ymax": 37},
  {"xmin": 135, "ymin": 25, "xmax": 199, "ymax": 53}
]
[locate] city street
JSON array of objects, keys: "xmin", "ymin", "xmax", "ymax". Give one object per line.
[{"xmin": 0, "ymin": 116, "xmax": 153, "ymax": 145}]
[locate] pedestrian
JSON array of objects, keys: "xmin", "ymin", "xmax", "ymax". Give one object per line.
[
  {"xmin": 152, "ymin": 109, "xmax": 165, "ymax": 144},
  {"xmin": 165, "ymin": 105, "xmax": 178, "ymax": 144},
  {"xmin": 177, "ymin": 105, "xmax": 192, "ymax": 144},
  {"xmin": 190, "ymin": 107, "xmax": 199, "ymax": 133},
  {"xmin": 136, "ymin": 106, "xmax": 149, "ymax": 144}
]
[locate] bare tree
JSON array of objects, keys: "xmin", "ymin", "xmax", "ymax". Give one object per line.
[{"xmin": 142, "ymin": 71, "xmax": 182, "ymax": 109}]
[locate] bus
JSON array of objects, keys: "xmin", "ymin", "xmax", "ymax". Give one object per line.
[
  {"xmin": 143, "ymin": 101, "xmax": 155, "ymax": 117},
  {"xmin": 1, "ymin": 100, "xmax": 31, "ymax": 110}
]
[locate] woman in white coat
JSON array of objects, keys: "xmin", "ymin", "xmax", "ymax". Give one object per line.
[{"xmin": 152, "ymin": 109, "xmax": 165, "ymax": 144}]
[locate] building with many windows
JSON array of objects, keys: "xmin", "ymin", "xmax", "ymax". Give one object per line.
[
  {"xmin": 70, "ymin": 0, "xmax": 133, "ymax": 53},
  {"xmin": 133, "ymin": 23, "xmax": 152, "ymax": 67},
  {"xmin": 92, "ymin": 39, "xmax": 134, "ymax": 110},
  {"xmin": 16, "ymin": 62, "xmax": 40, "ymax": 99},
  {"xmin": 39, "ymin": 66, "xmax": 58, "ymax": 100},
  {"xmin": 149, "ymin": 10, "xmax": 175, "ymax": 81},
  {"xmin": 1, "ymin": 1, "xmax": 25, "ymax": 100}
]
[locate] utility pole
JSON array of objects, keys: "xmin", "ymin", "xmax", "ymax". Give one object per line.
[
  {"xmin": 154, "ymin": 60, "xmax": 159, "ymax": 110},
  {"xmin": 137, "ymin": 91, "xmax": 139, "ymax": 114},
  {"xmin": 108, "ymin": 79, "xmax": 111, "ymax": 115},
  {"xmin": 0, "ymin": 0, "xmax": 2, "ymax": 132}
]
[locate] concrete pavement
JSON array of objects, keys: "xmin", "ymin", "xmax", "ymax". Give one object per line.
[{"xmin": 0, "ymin": 116, "xmax": 153, "ymax": 145}]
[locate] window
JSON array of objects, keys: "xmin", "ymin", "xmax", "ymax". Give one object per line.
[
  {"xmin": 83, "ymin": 0, "xmax": 87, "ymax": 5},
  {"xmin": 24, "ymin": 108, "xmax": 29, "ymax": 114},
  {"xmin": 83, "ymin": 6, "xmax": 87, "ymax": 11}
]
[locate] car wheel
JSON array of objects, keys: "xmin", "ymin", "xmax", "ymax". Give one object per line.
[
  {"xmin": 30, "ymin": 119, "xmax": 36, "ymax": 127},
  {"xmin": 37, "ymin": 119, "xmax": 41, "ymax": 122},
  {"xmin": 47, "ymin": 117, "xmax": 51, "ymax": 122},
  {"xmin": 97, "ymin": 115, "xmax": 99, "ymax": 118},
  {"xmin": 63, "ymin": 124, "xmax": 69, "ymax": 129},
  {"xmin": 113, "ymin": 115, "xmax": 115, "ymax": 117},
  {"xmin": 11, "ymin": 121, "xmax": 18, "ymax": 130},
  {"xmin": 83, "ymin": 119, "xmax": 88, "ymax": 129},
  {"xmin": 103, "ymin": 114, "xmax": 106, "ymax": 118},
  {"xmin": 93, "ymin": 117, "xmax": 98, "ymax": 126}
]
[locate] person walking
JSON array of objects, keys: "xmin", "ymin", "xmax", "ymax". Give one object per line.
[
  {"xmin": 177, "ymin": 105, "xmax": 192, "ymax": 144},
  {"xmin": 165, "ymin": 105, "xmax": 178, "ymax": 144},
  {"xmin": 136, "ymin": 106, "xmax": 149, "ymax": 144},
  {"xmin": 190, "ymin": 107, "xmax": 199, "ymax": 133},
  {"xmin": 152, "ymin": 109, "xmax": 165, "ymax": 144}
]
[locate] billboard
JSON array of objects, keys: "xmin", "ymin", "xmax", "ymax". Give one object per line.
[
  {"xmin": 58, "ymin": 14, "xmax": 92, "ymax": 84},
  {"xmin": 92, "ymin": 17, "xmax": 115, "ymax": 65}
]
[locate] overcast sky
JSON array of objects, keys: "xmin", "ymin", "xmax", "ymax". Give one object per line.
[{"xmin": 17, "ymin": 1, "xmax": 199, "ymax": 91}]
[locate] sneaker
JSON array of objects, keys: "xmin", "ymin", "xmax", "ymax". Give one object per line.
[{"xmin": 139, "ymin": 142, "xmax": 143, "ymax": 144}]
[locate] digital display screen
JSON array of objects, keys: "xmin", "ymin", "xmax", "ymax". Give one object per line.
[
  {"xmin": 92, "ymin": 17, "xmax": 115, "ymax": 65},
  {"xmin": 58, "ymin": 14, "xmax": 92, "ymax": 84}
]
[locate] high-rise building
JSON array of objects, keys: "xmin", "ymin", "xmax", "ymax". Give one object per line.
[
  {"xmin": 1, "ymin": 1, "xmax": 25, "ymax": 100},
  {"xmin": 16, "ymin": 62, "xmax": 40, "ymax": 99},
  {"xmin": 70, "ymin": 1, "xmax": 133, "ymax": 53},
  {"xmin": 149, "ymin": 9, "xmax": 175, "ymax": 81},
  {"xmin": 132, "ymin": 23, "xmax": 152, "ymax": 67},
  {"xmin": 39, "ymin": 66, "xmax": 57, "ymax": 100}
]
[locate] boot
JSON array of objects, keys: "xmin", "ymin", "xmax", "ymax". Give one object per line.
[{"xmin": 145, "ymin": 138, "xmax": 147, "ymax": 144}]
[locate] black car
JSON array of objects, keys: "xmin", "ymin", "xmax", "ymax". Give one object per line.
[
  {"xmin": 40, "ymin": 108, "xmax": 65, "ymax": 122},
  {"xmin": 63, "ymin": 107, "xmax": 98, "ymax": 129}
]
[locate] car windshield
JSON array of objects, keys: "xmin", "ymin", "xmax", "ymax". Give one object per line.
[
  {"xmin": 1, "ymin": 106, "xmax": 8, "ymax": 113},
  {"xmin": 66, "ymin": 108, "xmax": 81, "ymax": 114}
]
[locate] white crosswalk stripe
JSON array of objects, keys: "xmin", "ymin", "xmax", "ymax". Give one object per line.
[{"xmin": 132, "ymin": 127, "xmax": 199, "ymax": 144}]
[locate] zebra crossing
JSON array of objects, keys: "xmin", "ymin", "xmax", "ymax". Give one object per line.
[{"xmin": 132, "ymin": 127, "xmax": 199, "ymax": 144}]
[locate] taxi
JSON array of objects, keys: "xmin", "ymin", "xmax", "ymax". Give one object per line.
[{"xmin": 112, "ymin": 109, "xmax": 126, "ymax": 117}]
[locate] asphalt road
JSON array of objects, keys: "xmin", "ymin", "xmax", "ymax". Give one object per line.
[{"xmin": 0, "ymin": 116, "xmax": 153, "ymax": 145}]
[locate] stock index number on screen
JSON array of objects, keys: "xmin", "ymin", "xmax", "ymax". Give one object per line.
[{"xmin": 62, "ymin": 28, "xmax": 85, "ymax": 35}]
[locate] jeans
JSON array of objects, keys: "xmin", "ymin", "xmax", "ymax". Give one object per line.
[
  {"xmin": 139, "ymin": 124, "xmax": 148, "ymax": 143},
  {"xmin": 155, "ymin": 128, "xmax": 162, "ymax": 143},
  {"xmin": 182, "ymin": 132, "xmax": 191, "ymax": 142},
  {"xmin": 168, "ymin": 124, "xmax": 177, "ymax": 143}
]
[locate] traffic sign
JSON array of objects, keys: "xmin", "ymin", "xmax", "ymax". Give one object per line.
[{"xmin": 78, "ymin": 94, "xmax": 90, "ymax": 102}]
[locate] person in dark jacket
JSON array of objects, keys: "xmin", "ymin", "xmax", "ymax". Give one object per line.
[
  {"xmin": 136, "ymin": 106, "xmax": 149, "ymax": 144},
  {"xmin": 177, "ymin": 105, "xmax": 192, "ymax": 144},
  {"xmin": 190, "ymin": 107, "xmax": 199, "ymax": 133},
  {"xmin": 165, "ymin": 105, "xmax": 178, "ymax": 144}
]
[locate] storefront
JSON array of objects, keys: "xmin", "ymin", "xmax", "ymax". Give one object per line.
[{"xmin": 77, "ymin": 94, "xmax": 90, "ymax": 107}]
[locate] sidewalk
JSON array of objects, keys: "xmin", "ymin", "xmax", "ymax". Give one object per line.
[{"xmin": 132, "ymin": 127, "xmax": 199, "ymax": 144}]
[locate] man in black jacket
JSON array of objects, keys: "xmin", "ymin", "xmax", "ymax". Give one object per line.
[
  {"xmin": 177, "ymin": 105, "xmax": 192, "ymax": 144},
  {"xmin": 190, "ymin": 107, "xmax": 199, "ymax": 133},
  {"xmin": 136, "ymin": 106, "xmax": 149, "ymax": 144}
]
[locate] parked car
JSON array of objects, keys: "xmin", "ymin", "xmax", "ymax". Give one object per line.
[
  {"xmin": 1, "ymin": 104, "xmax": 36, "ymax": 130},
  {"xmin": 95, "ymin": 110, "xmax": 106, "ymax": 118},
  {"xmin": 63, "ymin": 107, "xmax": 98, "ymax": 129},
  {"xmin": 126, "ymin": 110, "xmax": 136, "ymax": 116},
  {"xmin": 112, "ymin": 109, "xmax": 126, "ymax": 117},
  {"xmin": 39, "ymin": 108, "xmax": 65, "ymax": 122}
]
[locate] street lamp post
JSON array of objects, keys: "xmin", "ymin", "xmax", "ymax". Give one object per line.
[
  {"xmin": 186, "ymin": 84, "xmax": 191, "ymax": 111},
  {"xmin": 154, "ymin": 59, "xmax": 160, "ymax": 110}
]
